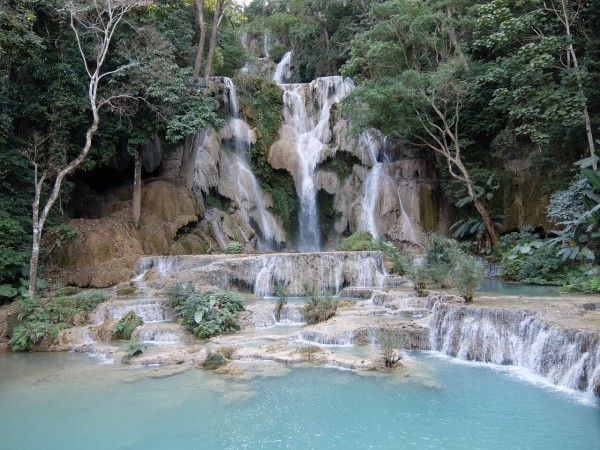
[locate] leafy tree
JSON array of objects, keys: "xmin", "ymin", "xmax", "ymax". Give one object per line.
[
  {"xmin": 343, "ymin": 0, "xmax": 500, "ymax": 244},
  {"xmin": 471, "ymin": 0, "xmax": 595, "ymax": 161}
]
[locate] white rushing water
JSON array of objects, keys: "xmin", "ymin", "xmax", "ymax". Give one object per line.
[
  {"xmin": 273, "ymin": 50, "xmax": 292, "ymax": 84},
  {"xmin": 273, "ymin": 53, "xmax": 355, "ymax": 250},
  {"xmin": 358, "ymin": 131, "xmax": 383, "ymax": 238},
  {"xmin": 220, "ymin": 77, "xmax": 284, "ymax": 250},
  {"xmin": 429, "ymin": 303, "xmax": 600, "ymax": 395}
]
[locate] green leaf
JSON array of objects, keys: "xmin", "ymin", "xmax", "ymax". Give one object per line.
[
  {"xmin": 581, "ymin": 169, "xmax": 600, "ymax": 190},
  {"xmin": 0, "ymin": 284, "xmax": 18, "ymax": 298}
]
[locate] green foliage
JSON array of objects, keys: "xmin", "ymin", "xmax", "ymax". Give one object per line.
[
  {"xmin": 454, "ymin": 256, "xmax": 486, "ymax": 302},
  {"xmin": 112, "ymin": 311, "xmax": 143, "ymax": 340},
  {"xmin": 125, "ymin": 342, "xmax": 151, "ymax": 358},
  {"xmin": 167, "ymin": 282, "xmax": 244, "ymax": 339},
  {"xmin": 233, "ymin": 74, "xmax": 298, "ymax": 230},
  {"xmin": 273, "ymin": 283, "xmax": 288, "ymax": 321},
  {"xmin": 301, "ymin": 282, "xmax": 338, "ymax": 325},
  {"xmin": 500, "ymin": 236, "xmax": 577, "ymax": 285},
  {"xmin": 336, "ymin": 231, "xmax": 411, "ymax": 275},
  {"xmin": 471, "ymin": 0, "xmax": 587, "ymax": 144},
  {"xmin": 423, "ymin": 235, "xmax": 485, "ymax": 301},
  {"xmin": 268, "ymin": 43, "xmax": 288, "ymax": 62},
  {"xmin": 336, "ymin": 231, "xmax": 379, "ymax": 251},
  {"xmin": 225, "ymin": 241, "xmax": 244, "ymax": 254},
  {"xmin": 376, "ymin": 327, "xmax": 404, "ymax": 368},
  {"xmin": 54, "ymin": 286, "xmax": 80, "ymax": 297},
  {"xmin": 9, "ymin": 291, "xmax": 107, "ymax": 351},
  {"xmin": 205, "ymin": 192, "xmax": 231, "ymax": 210},
  {"xmin": 55, "ymin": 224, "xmax": 78, "ymax": 244},
  {"xmin": 564, "ymin": 268, "xmax": 600, "ymax": 294},
  {"xmin": 546, "ymin": 153, "xmax": 600, "ymax": 262},
  {"xmin": 317, "ymin": 152, "xmax": 360, "ymax": 182}
]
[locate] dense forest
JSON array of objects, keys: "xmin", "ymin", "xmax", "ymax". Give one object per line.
[{"xmin": 1, "ymin": 0, "xmax": 599, "ymax": 299}]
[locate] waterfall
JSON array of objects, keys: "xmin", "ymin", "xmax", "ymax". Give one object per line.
[
  {"xmin": 358, "ymin": 131, "xmax": 383, "ymax": 239},
  {"xmin": 429, "ymin": 303, "xmax": 600, "ymax": 394},
  {"xmin": 137, "ymin": 251, "xmax": 386, "ymax": 297},
  {"xmin": 275, "ymin": 72, "xmax": 354, "ymax": 251},
  {"xmin": 397, "ymin": 187, "xmax": 419, "ymax": 244},
  {"xmin": 220, "ymin": 77, "xmax": 285, "ymax": 249},
  {"xmin": 263, "ymin": 32, "xmax": 271, "ymax": 58},
  {"xmin": 273, "ymin": 51, "xmax": 292, "ymax": 84}
]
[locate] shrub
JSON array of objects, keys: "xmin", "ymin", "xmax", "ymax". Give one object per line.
[
  {"xmin": 421, "ymin": 235, "xmax": 485, "ymax": 301},
  {"xmin": 455, "ymin": 257, "xmax": 486, "ymax": 302},
  {"xmin": 337, "ymin": 231, "xmax": 411, "ymax": 275},
  {"xmin": 112, "ymin": 311, "xmax": 143, "ymax": 340},
  {"xmin": 500, "ymin": 242, "xmax": 575, "ymax": 285},
  {"xmin": 337, "ymin": 231, "xmax": 378, "ymax": 251},
  {"xmin": 301, "ymin": 282, "xmax": 338, "ymax": 324},
  {"xmin": 125, "ymin": 342, "xmax": 151, "ymax": 358},
  {"xmin": 166, "ymin": 282, "xmax": 244, "ymax": 339},
  {"xmin": 273, "ymin": 283, "xmax": 288, "ymax": 321},
  {"xmin": 9, "ymin": 291, "xmax": 107, "ymax": 351},
  {"xmin": 225, "ymin": 241, "xmax": 244, "ymax": 254},
  {"xmin": 408, "ymin": 266, "xmax": 430, "ymax": 296},
  {"xmin": 269, "ymin": 43, "xmax": 288, "ymax": 62},
  {"xmin": 376, "ymin": 328, "xmax": 405, "ymax": 368}
]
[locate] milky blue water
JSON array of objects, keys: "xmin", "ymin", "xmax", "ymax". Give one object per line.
[
  {"xmin": 0, "ymin": 351, "xmax": 598, "ymax": 449},
  {"xmin": 477, "ymin": 278, "xmax": 562, "ymax": 297}
]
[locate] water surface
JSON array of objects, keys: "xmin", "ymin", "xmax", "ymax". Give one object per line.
[{"xmin": 1, "ymin": 352, "xmax": 598, "ymax": 449}]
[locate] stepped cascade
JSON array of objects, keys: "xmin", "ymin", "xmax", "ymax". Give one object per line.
[{"xmin": 429, "ymin": 303, "xmax": 600, "ymax": 393}]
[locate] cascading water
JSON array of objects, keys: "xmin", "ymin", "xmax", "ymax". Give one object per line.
[
  {"xmin": 220, "ymin": 77, "xmax": 284, "ymax": 250},
  {"xmin": 273, "ymin": 53, "xmax": 355, "ymax": 251},
  {"xmin": 358, "ymin": 131, "xmax": 384, "ymax": 239},
  {"xmin": 263, "ymin": 32, "xmax": 271, "ymax": 58},
  {"xmin": 273, "ymin": 51, "xmax": 292, "ymax": 84},
  {"xmin": 429, "ymin": 303, "xmax": 600, "ymax": 394}
]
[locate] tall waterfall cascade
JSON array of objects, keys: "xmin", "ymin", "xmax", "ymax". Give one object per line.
[
  {"xmin": 271, "ymin": 52, "xmax": 431, "ymax": 249},
  {"xmin": 191, "ymin": 77, "xmax": 286, "ymax": 250}
]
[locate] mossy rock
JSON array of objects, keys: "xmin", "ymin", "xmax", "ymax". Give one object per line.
[
  {"xmin": 112, "ymin": 311, "xmax": 143, "ymax": 340},
  {"xmin": 202, "ymin": 351, "xmax": 227, "ymax": 370}
]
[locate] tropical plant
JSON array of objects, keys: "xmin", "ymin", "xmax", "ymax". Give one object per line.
[
  {"xmin": 546, "ymin": 151, "xmax": 600, "ymax": 261},
  {"xmin": 125, "ymin": 342, "xmax": 151, "ymax": 358},
  {"xmin": 166, "ymin": 282, "xmax": 244, "ymax": 338},
  {"xmin": 9, "ymin": 291, "xmax": 107, "ymax": 351}
]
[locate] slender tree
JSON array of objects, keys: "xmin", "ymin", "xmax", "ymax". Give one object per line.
[{"xmin": 27, "ymin": 0, "xmax": 142, "ymax": 298}]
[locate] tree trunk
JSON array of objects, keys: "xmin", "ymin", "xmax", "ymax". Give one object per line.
[
  {"xmin": 179, "ymin": 135, "xmax": 199, "ymax": 189},
  {"xmin": 193, "ymin": 0, "xmax": 206, "ymax": 78},
  {"xmin": 132, "ymin": 145, "xmax": 142, "ymax": 225},
  {"xmin": 555, "ymin": 0, "xmax": 595, "ymax": 166},
  {"xmin": 453, "ymin": 155, "xmax": 500, "ymax": 246},
  {"xmin": 204, "ymin": 0, "xmax": 223, "ymax": 81}
]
